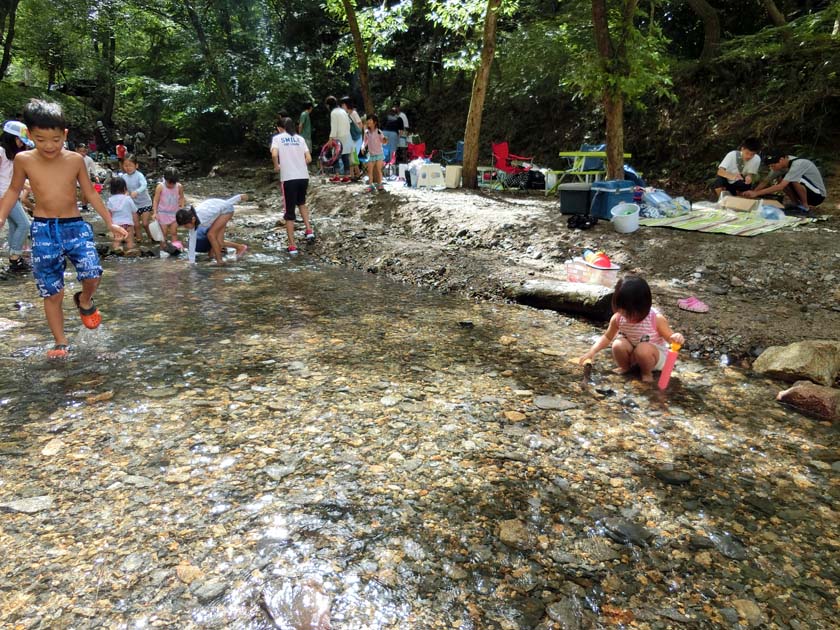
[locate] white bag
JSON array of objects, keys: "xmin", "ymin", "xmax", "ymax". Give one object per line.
[{"xmin": 148, "ymin": 219, "xmax": 164, "ymax": 242}]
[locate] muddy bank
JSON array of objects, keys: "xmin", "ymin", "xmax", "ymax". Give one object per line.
[{"xmin": 240, "ymin": 173, "xmax": 839, "ymax": 365}]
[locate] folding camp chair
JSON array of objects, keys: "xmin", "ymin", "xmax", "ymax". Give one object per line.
[
  {"xmin": 407, "ymin": 142, "xmax": 438, "ymax": 162},
  {"xmin": 383, "ymin": 147, "xmax": 398, "ymax": 179},
  {"xmin": 440, "ymin": 140, "xmax": 464, "ymax": 166},
  {"xmin": 492, "ymin": 141, "xmax": 534, "ymax": 189}
]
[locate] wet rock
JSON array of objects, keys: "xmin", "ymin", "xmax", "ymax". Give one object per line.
[
  {"xmin": 719, "ymin": 607, "xmax": 740, "ymax": 625},
  {"xmin": 41, "ymin": 438, "xmax": 65, "ymax": 456},
  {"xmin": 499, "ymin": 518, "xmax": 533, "ymax": 550},
  {"xmin": 121, "ymin": 553, "xmax": 145, "ymax": 572},
  {"xmin": 709, "ymin": 531, "xmax": 748, "ymax": 560},
  {"xmin": 732, "ymin": 599, "xmax": 765, "ymax": 627},
  {"xmin": 145, "ymin": 386, "xmax": 178, "ymax": 399},
  {"xmin": 507, "ymin": 279, "xmax": 613, "ymax": 320},
  {"xmin": 0, "ymin": 495, "xmax": 53, "ymax": 514},
  {"xmin": 743, "ymin": 495, "xmax": 776, "ymax": 516},
  {"xmin": 191, "ymin": 578, "xmax": 228, "ymax": 603},
  {"xmin": 533, "ymin": 395, "xmax": 578, "ymax": 411},
  {"xmin": 753, "ymin": 340, "xmax": 840, "ymax": 386},
  {"xmin": 380, "ymin": 395, "xmax": 402, "ymax": 407},
  {"xmin": 264, "ymin": 464, "xmax": 296, "ymax": 481},
  {"xmin": 546, "ymin": 597, "xmax": 580, "ymax": 629},
  {"xmin": 603, "ymin": 518, "xmax": 652, "ymax": 547},
  {"xmin": 655, "ymin": 468, "xmax": 693, "ymax": 485},
  {"xmin": 659, "ymin": 607, "xmax": 692, "ymax": 623},
  {"xmin": 123, "ymin": 474, "xmax": 155, "ymax": 488},
  {"xmin": 777, "ymin": 381, "xmax": 840, "ymax": 423},
  {"xmin": 689, "ymin": 535, "xmax": 715, "ymax": 550}
]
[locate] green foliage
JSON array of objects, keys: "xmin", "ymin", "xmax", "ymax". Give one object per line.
[{"xmin": 323, "ymin": 0, "xmax": 412, "ymax": 71}]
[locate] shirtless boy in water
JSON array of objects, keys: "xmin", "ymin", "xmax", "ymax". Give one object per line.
[{"xmin": 0, "ymin": 99, "xmax": 127, "ymax": 358}]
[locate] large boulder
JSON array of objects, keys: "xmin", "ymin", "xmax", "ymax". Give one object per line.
[
  {"xmin": 753, "ymin": 340, "xmax": 840, "ymax": 386},
  {"xmin": 506, "ymin": 279, "xmax": 613, "ymax": 320},
  {"xmin": 777, "ymin": 381, "xmax": 840, "ymax": 423}
]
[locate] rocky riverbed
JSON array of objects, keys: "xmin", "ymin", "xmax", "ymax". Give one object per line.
[
  {"xmin": 0, "ymin": 195, "xmax": 838, "ymax": 628},
  {"xmin": 236, "ymin": 169, "xmax": 838, "ymax": 366},
  {"xmin": 0, "ymin": 178, "xmax": 840, "ymax": 630}
]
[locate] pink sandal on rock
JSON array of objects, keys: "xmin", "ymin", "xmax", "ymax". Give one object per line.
[{"xmin": 677, "ymin": 296, "xmax": 709, "ymax": 313}]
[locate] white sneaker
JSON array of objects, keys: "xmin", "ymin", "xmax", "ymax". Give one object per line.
[{"xmin": 288, "ymin": 246, "xmax": 298, "ymax": 256}]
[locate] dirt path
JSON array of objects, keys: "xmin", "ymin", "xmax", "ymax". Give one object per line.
[{"xmin": 201, "ymin": 163, "xmax": 840, "ymax": 365}]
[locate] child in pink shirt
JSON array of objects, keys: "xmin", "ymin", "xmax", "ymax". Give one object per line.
[{"xmin": 362, "ymin": 114, "xmax": 387, "ymax": 193}]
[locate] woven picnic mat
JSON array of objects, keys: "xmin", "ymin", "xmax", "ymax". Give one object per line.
[{"xmin": 639, "ymin": 209, "xmax": 814, "ymax": 237}]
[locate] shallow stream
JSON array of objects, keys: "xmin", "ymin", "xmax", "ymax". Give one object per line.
[{"xmin": 0, "ymin": 249, "xmax": 837, "ymax": 629}]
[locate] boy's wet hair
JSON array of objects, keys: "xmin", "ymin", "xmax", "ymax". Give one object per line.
[
  {"xmin": 612, "ymin": 276, "xmax": 652, "ymax": 322},
  {"xmin": 163, "ymin": 166, "xmax": 179, "ymax": 183},
  {"xmin": 23, "ymin": 99, "xmax": 66, "ymax": 131},
  {"xmin": 741, "ymin": 137, "xmax": 761, "ymax": 153},
  {"xmin": 176, "ymin": 206, "xmax": 197, "ymax": 226},
  {"xmin": 110, "ymin": 176, "xmax": 127, "ymax": 195}
]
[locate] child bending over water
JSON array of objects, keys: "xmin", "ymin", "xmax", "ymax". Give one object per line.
[
  {"xmin": 176, "ymin": 194, "xmax": 248, "ymax": 265},
  {"xmin": 579, "ymin": 276, "xmax": 685, "ymax": 382}
]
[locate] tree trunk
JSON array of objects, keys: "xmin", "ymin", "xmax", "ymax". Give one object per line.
[
  {"xmin": 103, "ymin": 32, "xmax": 116, "ymax": 126},
  {"xmin": 592, "ymin": 0, "xmax": 636, "ymax": 179},
  {"xmin": 462, "ymin": 0, "xmax": 502, "ymax": 190},
  {"xmin": 341, "ymin": 0, "xmax": 374, "ymax": 115},
  {"xmin": 685, "ymin": 0, "xmax": 720, "ymax": 63},
  {"xmin": 762, "ymin": 0, "xmax": 786, "ymax": 27},
  {"xmin": 603, "ymin": 92, "xmax": 625, "ymax": 180},
  {"xmin": 184, "ymin": 1, "xmax": 233, "ymax": 110},
  {"xmin": 0, "ymin": 0, "xmax": 19, "ymax": 79}
]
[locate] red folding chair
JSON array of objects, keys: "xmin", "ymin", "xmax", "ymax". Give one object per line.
[
  {"xmin": 407, "ymin": 142, "xmax": 438, "ymax": 162},
  {"xmin": 492, "ymin": 141, "xmax": 534, "ymax": 189},
  {"xmin": 383, "ymin": 147, "xmax": 398, "ymax": 178}
]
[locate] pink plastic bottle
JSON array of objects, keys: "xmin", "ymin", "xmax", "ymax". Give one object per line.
[{"xmin": 657, "ymin": 343, "xmax": 682, "ymax": 390}]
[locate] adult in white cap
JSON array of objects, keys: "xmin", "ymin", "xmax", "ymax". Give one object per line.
[{"xmin": 0, "ymin": 121, "xmax": 34, "ymax": 272}]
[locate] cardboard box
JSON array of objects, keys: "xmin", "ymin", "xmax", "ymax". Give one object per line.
[{"xmin": 721, "ymin": 196, "xmax": 759, "ymax": 212}]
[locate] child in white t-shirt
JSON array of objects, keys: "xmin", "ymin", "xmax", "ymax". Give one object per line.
[
  {"xmin": 106, "ymin": 176, "xmax": 137, "ymax": 252},
  {"xmin": 271, "ymin": 117, "xmax": 314, "ymax": 255}
]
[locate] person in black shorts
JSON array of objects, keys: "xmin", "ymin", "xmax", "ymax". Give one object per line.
[{"xmin": 271, "ymin": 117, "xmax": 314, "ymax": 255}]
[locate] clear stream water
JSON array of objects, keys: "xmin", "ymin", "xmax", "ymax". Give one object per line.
[{"xmin": 0, "ymin": 250, "xmax": 837, "ymax": 629}]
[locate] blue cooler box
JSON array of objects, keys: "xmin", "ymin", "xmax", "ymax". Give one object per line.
[{"xmin": 590, "ymin": 180, "xmax": 635, "ymax": 220}]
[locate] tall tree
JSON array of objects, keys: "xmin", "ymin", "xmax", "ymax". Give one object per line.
[
  {"xmin": 0, "ymin": 0, "xmax": 19, "ymax": 79},
  {"xmin": 591, "ymin": 0, "xmax": 637, "ymax": 180},
  {"xmin": 340, "ymin": 0, "xmax": 374, "ymax": 114},
  {"xmin": 462, "ymin": 0, "xmax": 502, "ymax": 189},
  {"xmin": 763, "ymin": 0, "xmax": 787, "ymax": 27},
  {"xmin": 685, "ymin": 0, "xmax": 720, "ymax": 63}
]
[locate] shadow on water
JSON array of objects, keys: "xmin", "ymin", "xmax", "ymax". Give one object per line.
[{"xmin": 0, "ymin": 249, "xmax": 837, "ymax": 629}]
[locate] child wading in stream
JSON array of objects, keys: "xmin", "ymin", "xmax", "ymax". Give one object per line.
[
  {"xmin": 152, "ymin": 166, "xmax": 185, "ymax": 247},
  {"xmin": 579, "ymin": 276, "xmax": 685, "ymax": 383},
  {"xmin": 176, "ymin": 194, "xmax": 249, "ymax": 264},
  {"xmin": 120, "ymin": 154, "xmax": 153, "ymax": 243},
  {"xmin": 0, "ymin": 99, "xmax": 127, "ymax": 359},
  {"xmin": 271, "ymin": 117, "xmax": 314, "ymax": 255}
]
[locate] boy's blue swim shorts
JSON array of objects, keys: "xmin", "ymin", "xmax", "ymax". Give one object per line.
[{"xmin": 30, "ymin": 218, "xmax": 102, "ymax": 298}]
